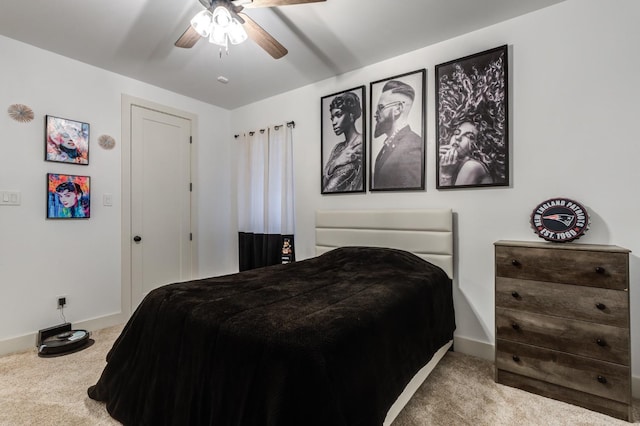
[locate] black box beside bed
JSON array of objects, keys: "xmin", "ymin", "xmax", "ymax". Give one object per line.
[{"xmin": 89, "ymin": 210, "xmax": 456, "ymax": 425}]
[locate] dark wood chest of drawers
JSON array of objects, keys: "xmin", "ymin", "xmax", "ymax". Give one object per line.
[{"xmin": 494, "ymin": 240, "xmax": 631, "ymax": 421}]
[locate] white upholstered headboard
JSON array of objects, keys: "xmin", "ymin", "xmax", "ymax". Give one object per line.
[{"xmin": 315, "ymin": 209, "xmax": 454, "ymax": 279}]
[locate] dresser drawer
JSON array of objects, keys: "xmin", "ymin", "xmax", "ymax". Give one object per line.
[
  {"xmin": 496, "ymin": 307, "xmax": 629, "ymax": 365},
  {"xmin": 496, "ymin": 370, "xmax": 632, "ymax": 421},
  {"xmin": 496, "ymin": 277, "xmax": 628, "ymax": 327},
  {"xmin": 496, "ymin": 339, "xmax": 630, "ymax": 403},
  {"xmin": 496, "ymin": 245, "xmax": 628, "ymax": 290}
]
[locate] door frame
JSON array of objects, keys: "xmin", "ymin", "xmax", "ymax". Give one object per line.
[{"xmin": 121, "ymin": 94, "xmax": 199, "ymax": 316}]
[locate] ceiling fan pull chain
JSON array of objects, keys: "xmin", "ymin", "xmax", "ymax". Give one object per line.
[{"xmin": 217, "ymin": 45, "xmax": 230, "ymax": 59}]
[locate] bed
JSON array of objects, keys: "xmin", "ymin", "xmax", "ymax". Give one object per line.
[{"xmin": 88, "ymin": 209, "xmax": 455, "ymax": 425}]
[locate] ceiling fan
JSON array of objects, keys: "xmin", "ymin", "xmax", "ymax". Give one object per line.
[{"xmin": 175, "ymin": 0, "xmax": 326, "ymax": 59}]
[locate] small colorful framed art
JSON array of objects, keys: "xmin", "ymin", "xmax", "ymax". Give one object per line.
[
  {"xmin": 45, "ymin": 115, "xmax": 90, "ymax": 165},
  {"xmin": 47, "ymin": 173, "xmax": 91, "ymax": 219}
]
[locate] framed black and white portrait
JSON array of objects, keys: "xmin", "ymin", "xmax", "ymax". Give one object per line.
[
  {"xmin": 369, "ymin": 69, "xmax": 425, "ymax": 191},
  {"xmin": 436, "ymin": 45, "xmax": 509, "ymax": 189},
  {"xmin": 320, "ymin": 85, "xmax": 366, "ymax": 194}
]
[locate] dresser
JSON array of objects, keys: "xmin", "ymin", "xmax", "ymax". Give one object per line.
[{"xmin": 494, "ymin": 240, "xmax": 631, "ymax": 421}]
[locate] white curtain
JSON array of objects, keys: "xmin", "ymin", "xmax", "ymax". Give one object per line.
[{"xmin": 237, "ymin": 124, "xmax": 295, "ymax": 270}]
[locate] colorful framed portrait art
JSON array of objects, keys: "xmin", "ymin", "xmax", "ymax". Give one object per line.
[
  {"xmin": 436, "ymin": 45, "xmax": 509, "ymax": 189},
  {"xmin": 369, "ymin": 69, "xmax": 425, "ymax": 191},
  {"xmin": 45, "ymin": 115, "xmax": 90, "ymax": 165},
  {"xmin": 47, "ymin": 173, "xmax": 91, "ymax": 219},
  {"xmin": 320, "ymin": 85, "xmax": 366, "ymax": 194}
]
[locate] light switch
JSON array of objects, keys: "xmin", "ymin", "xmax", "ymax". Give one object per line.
[
  {"xmin": 0, "ymin": 191, "xmax": 21, "ymax": 206},
  {"xmin": 103, "ymin": 193, "xmax": 113, "ymax": 206}
]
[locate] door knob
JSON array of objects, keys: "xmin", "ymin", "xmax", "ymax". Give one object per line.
[{"xmin": 133, "ymin": 236, "xmax": 142, "ymax": 242}]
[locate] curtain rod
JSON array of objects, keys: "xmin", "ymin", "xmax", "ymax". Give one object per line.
[{"xmin": 233, "ymin": 121, "xmax": 295, "ymax": 138}]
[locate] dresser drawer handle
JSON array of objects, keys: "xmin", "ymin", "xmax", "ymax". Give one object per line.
[
  {"xmin": 511, "ymin": 291, "xmax": 520, "ymax": 299},
  {"xmin": 595, "ymin": 303, "xmax": 607, "ymax": 311},
  {"xmin": 596, "ymin": 338, "xmax": 607, "ymax": 347},
  {"xmin": 511, "ymin": 259, "xmax": 521, "ymax": 267},
  {"xmin": 512, "ymin": 355, "xmax": 520, "ymax": 363},
  {"xmin": 511, "ymin": 323, "xmax": 520, "ymax": 331},
  {"xmin": 595, "ymin": 266, "xmax": 606, "ymax": 274},
  {"xmin": 597, "ymin": 375, "xmax": 607, "ymax": 384}
]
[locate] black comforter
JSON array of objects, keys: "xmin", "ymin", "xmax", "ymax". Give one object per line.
[{"xmin": 88, "ymin": 247, "xmax": 455, "ymax": 426}]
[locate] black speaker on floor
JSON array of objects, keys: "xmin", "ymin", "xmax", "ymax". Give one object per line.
[{"xmin": 37, "ymin": 323, "xmax": 93, "ymax": 357}]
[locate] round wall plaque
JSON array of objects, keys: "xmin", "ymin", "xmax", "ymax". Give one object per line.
[
  {"xmin": 530, "ymin": 198, "xmax": 589, "ymax": 242},
  {"xmin": 98, "ymin": 134, "xmax": 116, "ymax": 150},
  {"xmin": 7, "ymin": 104, "xmax": 34, "ymax": 123}
]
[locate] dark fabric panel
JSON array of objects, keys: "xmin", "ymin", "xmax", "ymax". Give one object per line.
[
  {"xmin": 238, "ymin": 232, "xmax": 295, "ymax": 271},
  {"xmin": 88, "ymin": 247, "xmax": 455, "ymax": 426}
]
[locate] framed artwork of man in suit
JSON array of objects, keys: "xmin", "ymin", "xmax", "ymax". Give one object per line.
[{"xmin": 369, "ymin": 69, "xmax": 425, "ymax": 191}]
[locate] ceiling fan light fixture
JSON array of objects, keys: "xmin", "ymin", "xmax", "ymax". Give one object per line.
[
  {"xmin": 228, "ymin": 19, "xmax": 248, "ymax": 45},
  {"xmin": 205, "ymin": 4, "xmax": 248, "ymax": 49},
  {"xmin": 209, "ymin": 25, "xmax": 228, "ymax": 48},
  {"xmin": 212, "ymin": 6, "xmax": 232, "ymax": 28},
  {"xmin": 190, "ymin": 9, "xmax": 213, "ymax": 37}
]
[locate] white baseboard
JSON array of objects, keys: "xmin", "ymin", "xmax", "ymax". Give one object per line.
[
  {"xmin": 453, "ymin": 334, "xmax": 494, "ymax": 361},
  {"xmin": 0, "ymin": 312, "xmax": 127, "ymax": 357},
  {"xmin": 454, "ymin": 335, "xmax": 640, "ymax": 399}
]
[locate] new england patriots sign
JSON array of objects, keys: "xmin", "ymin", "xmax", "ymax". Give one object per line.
[{"xmin": 530, "ymin": 198, "xmax": 589, "ymax": 242}]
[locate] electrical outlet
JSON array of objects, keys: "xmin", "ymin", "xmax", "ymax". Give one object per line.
[{"xmin": 57, "ymin": 296, "xmax": 67, "ymax": 309}]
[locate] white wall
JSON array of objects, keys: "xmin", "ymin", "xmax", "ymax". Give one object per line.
[
  {"xmin": 0, "ymin": 36, "xmax": 235, "ymax": 347},
  {"xmin": 231, "ymin": 0, "xmax": 640, "ymax": 383}
]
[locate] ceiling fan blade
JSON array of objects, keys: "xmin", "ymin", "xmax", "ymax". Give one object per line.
[
  {"xmin": 240, "ymin": 12, "xmax": 288, "ymax": 59},
  {"xmin": 238, "ymin": 0, "xmax": 326, "ymax": 8},
  {"xmin": 175, "ymin": 25, "xmax": 201, "ymax": 48}
]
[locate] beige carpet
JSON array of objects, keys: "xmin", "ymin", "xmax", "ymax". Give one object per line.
[{"xmin": 0, "ymin": 324, "xmax": 637, "ymax": 425}]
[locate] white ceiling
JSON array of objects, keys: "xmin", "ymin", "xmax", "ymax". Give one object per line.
[{"xmin": 0, "ymin": 0, "xmax": 564, "ymax": 110}]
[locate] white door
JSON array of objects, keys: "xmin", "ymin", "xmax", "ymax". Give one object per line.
[{"xmin": 130, "ymin": 105, "xmax": 192, "ymax": 306}]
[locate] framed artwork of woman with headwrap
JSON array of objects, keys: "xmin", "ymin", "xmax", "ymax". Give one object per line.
[
  {"xmin": 320, "ymin": 86, "xmax": 366, "ymax": 194},
  {"xmin": 436, "ymin": 45, "xmax": 509, "ymax": 189}
]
